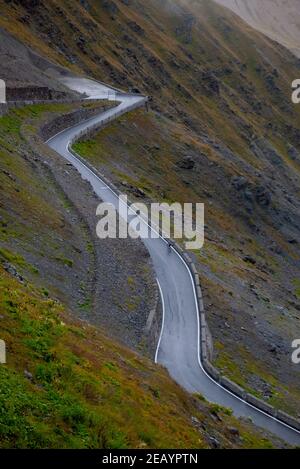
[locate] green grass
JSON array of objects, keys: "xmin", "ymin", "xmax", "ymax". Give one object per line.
[
  {"xmin": 86, "ymin": 242, "xmax": 94, "ymax": 254},
  {"xmin": 0, "ymin": 247, "xmax": 27, "ymax": 268},
  {"xmin": 0, "ymin": 265, "xmax": 278, "ymax": 448},
  {"xmin": 292, "ymin": 279, "xmax": 300, "ymax": 299},
  {"xmin": 73, "ymin": 140, "xmax": 99, "ymax": 158},
  {"xmin": 0, "ymin": 247, "xmax": 39, "ymax": 275},
  {"xmin": 54, "ymin": 256, "xmax": 74, "ymax": 268},
  {"xmin": 209, "ymin": 403, "xmax": 233, "ymax": 417}
]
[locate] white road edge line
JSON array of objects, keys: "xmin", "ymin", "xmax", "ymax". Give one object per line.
[
  {"xmin": 155, "ymin": 279, "xmax": 165, "ymax": 364},
  {"xmin": 46, "ymin": 103, "xmax": 300, "ymax": 438},
  {"xmin": 172, "ymin": 247, "xmax": 300, "ymax": 435},
  {"xmin": 66, "ymin": 142, "xmax": 166, "ymax": 240},
  {"xmin": 67, "ymin": 141, "xmax": 300, "ymax": 434}
]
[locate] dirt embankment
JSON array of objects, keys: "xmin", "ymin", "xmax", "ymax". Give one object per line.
[{"xmin": 22, "ymin": 102, "xmax": 160, "ymax": 356}]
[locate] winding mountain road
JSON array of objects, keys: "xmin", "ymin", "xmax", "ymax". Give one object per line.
[{"xmin": 46, "ymin": 77, "xmax": 300, "ymax": 445}]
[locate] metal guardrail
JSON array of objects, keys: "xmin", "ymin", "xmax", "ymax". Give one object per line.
[
  {"xmin": 172, "ymin": 247, "xmax": 300, "ymax": 431},
  {"xmin": 71, "ymin": 97, "xmax": 148, "ymax": 140}
]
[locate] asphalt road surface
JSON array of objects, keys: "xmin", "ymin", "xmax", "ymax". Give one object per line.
[{"xmin": 47, "ymin": 77, "xmax": 300, "ymax": 445}]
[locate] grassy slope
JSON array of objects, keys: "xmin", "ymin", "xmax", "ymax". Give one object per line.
[
  {"xmin": 1, "ymin": 264, "xmax": 282, "ymax": 449},
  {"xmin": 0, "ymin": 102, "xmax": 107, "ymax": 312},
  {"xmin": 0, "ymin": 101, "xmax": 282, "ymax": 449}
]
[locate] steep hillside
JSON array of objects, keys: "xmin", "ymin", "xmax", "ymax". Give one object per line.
[
  {"xmin": 0, "ymin": 0, "xmax": 300, "ymax": 445},
  {"xmin": 74, "ymin": 104, "xmax": 300, "ymax": 418},
  {"xmin": 0, "ymin": 100, "xmax": 157, "ymax": 353},
  {"xmin": 0, "ymin": 101, "xmax": 285, "ymax": 448},
  {"xmin": 214, "ymin": 0, "xmax": 300, "ymax": 57},
  {"xmin": 1, "ymin": 262, "xmax": 286, "ymax": 448},
  {"xmin": 0, "ymin": 27, "xmax": 69, "ymax": 90},
  {"xmin": 2, "ymin": 0, "xmax": 296, "ymax": 416}
]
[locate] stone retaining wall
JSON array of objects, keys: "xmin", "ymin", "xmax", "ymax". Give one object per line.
[
  {"xmin": 0, "ymin": 98, "xmax": 89, "ymax": 117},
  {"xmin": 0, "ymin": 103, "xmax": 8, "ymax": 116},
  {"xmin": 6, "ymin": 86, "xmax": 72, "ymax": 102},
  {"xmin": 40, "ymin": 101, "xmax": 115, "ymax": 142}
]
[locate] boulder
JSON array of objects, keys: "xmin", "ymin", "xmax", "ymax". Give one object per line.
[
  {"xmin": 202, "ymin": 71, "xmax": 220, "ymax": 95},
  {"xmin": 243, "ymin": 255, "xmax": 256, "ymax": 265},
  {"xmin": 231, "ymin": 176, "xmax": 247, "ymax": 190},
  {"xmin": 227, "ymin": 427, "xmax": 240, "ymax": 437},
  {"xmin": 176, "ymin": 155, "xmax": 195, "ymax": 170},
  {"xmin": 208, "ymin": 436, "xmax": 221, "ymax": 448},
  {"xmin": 24, "ymin": 370, "xmax": 33, "ymax": 380},
  {"xmin": 254, "ymin": 186, "xmax": 271, "ymax": 206}
]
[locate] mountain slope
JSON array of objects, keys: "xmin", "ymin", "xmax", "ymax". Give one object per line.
[
  {"xmin": 214, "ymin": 0, "xmax": 300, "ymax": 57},
  {"xmin": 2, "ymin": 261, "xmax": 283, "ymax": 448},
  {"xmin": 0, "ymin": 90, "xmax": 284, "ymax": 449},
  {"xmin": 0, "ymin": 0, "xmax": 300, "ymax": 441},
  {"xmin": 2, "ymin": 0, "xmax": 297, "ymax": 416}
]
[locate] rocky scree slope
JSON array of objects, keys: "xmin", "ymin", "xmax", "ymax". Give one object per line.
[
  {"xmin": 0, "ymin": 26, "xmax": 78, "ymax": 98},
  {"xmin": 0, "ymin": 101, "xmax": 156, "ymax": 354}
]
